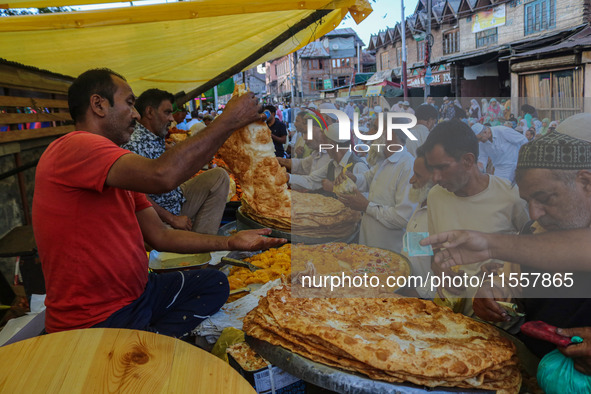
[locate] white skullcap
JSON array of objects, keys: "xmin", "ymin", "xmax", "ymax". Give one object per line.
[
  {"xmin": 324, "ymin": 123, "xmax": 349, "ymax": 143},
  {"xmin": 471, "ymin": 123, "xmax": 485, "ymax": 135},
  {"xmin": 557, "ymin": 113, "xmax": 591, "ymax": 143}
]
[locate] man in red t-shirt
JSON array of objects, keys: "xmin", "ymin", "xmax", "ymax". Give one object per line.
[{"xmin": 33, "ymin": 68, "xmax": 285, "ymax": 337}]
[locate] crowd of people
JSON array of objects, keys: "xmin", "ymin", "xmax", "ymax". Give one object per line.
[
  {"xmin": 271, "ymin": 96, "xmax": 591, "ymax": 378},
  {"xmin": 31, "ymin": 67, "xmax": 591, "ymax": 387}
]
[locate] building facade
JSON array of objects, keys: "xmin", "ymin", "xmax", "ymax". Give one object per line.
[
  {"xmin": 369, "ymin": 0, "xmax": 591, "ymax": 119},
  {"xmin": 265, "ymin": 28, "xmax": 365, "ymax": 103}
]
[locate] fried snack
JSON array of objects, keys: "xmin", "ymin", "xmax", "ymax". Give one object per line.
[
  {"xmin": 244, "ymin": 285, "xmax": 521, "ymax": 393},
  {"xmin": 227, "ymin": 244, "xmax": 291, "ymax": 291}
]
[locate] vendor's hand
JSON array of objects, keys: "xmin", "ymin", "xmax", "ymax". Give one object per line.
[
  {"xmin": 221, "ymin": 91, "xmax": 263, "ymax": 129},
  {"xmin": 170, "ymin": 215, "xmax": 193, "ymax": 231},
  {"xmin": 557, "ymin": 327, "xmax": 591, "ymax": 375},
  {"xmin": 165, "ymin": 141, "xmax": 175, "ymax": 150},
  {"xmin": 337, "ymin": 190, "xmax": 369, "ymax": 212},
  {"xmin": 322, "ymin": 179, "xmax": 334, "ymax": 193},
  {"xmin": 335, "ymin": 171, "xmax": 357, "ymax": 188},
  {"xmin": 421, "ymin": 230, "xmax": 493, "ymax": 269},
  {"xmin": 227, "ymin": 228, "xmax": 287, "ymax": 251},
  {"xmin": 276, "ymin": 157, "xmax": 290, "ymax": 169},
  {"xmin": 473, "ymin": 285, "xmax": 511, "ymax": 323},
  {"xmin": 295, "ymin": 146, "xmax": 304, "ymax": 157}
]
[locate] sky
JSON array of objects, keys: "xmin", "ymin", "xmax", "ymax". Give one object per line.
[
  {"xmin": 340, "ymin": 0, "xmax": 420, "ymax": 47},
  {"xmin": 74, "ymin": 0, "xmax": 420, "ymax": 49}
]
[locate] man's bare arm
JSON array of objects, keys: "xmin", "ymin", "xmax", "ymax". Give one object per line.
[
  {"xmin": 422, "ymin": 229, "xmax": 591, "ymax": 271},
  {"xmin": 136, "ymin": 207, "xmax": 287, "ymax": 253},
  {"xmin": 108, "ymin": 92, "xmax": 263, "ymax": 194}
]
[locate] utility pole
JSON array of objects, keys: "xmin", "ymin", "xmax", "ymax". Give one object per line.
[
  {"xmin": 425, "ymin": 0, "xmax": 432, "ymax": 99},
  {"xmin": 214, "ymin": 85, "xmax": 218, "ymax": 110},
  {"xmin": 401, "ymin": 0, "xmax": 408, "ymax": 100},
  {"xmin": 289, "ymin": 53, "xmax": 295, "ymax": 105},
  {"xmin": 357, "ymin": 42, "xmax": 361, "ymax": 72}
]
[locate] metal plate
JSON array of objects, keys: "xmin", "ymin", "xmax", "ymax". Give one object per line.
[
  {"xmin": 236, "ymin": 207, "xmax": 359, "ymax": 244},
  {"xmin": 246, "ymin": 336, "xmax": 493, "ymax": 394},
  {"xmin": 217, "ymin": 221, "xmax": 238, "ymax": 237},
  {"xmin": 148, "ymin": 251, "xmax": 212, "ymax": 273}
]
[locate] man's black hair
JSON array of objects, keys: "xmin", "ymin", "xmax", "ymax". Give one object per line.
[
  {"xmin": 415, "ymin": 104, "xmax": 439, "ymax": 121},
  {"xmin": 264, "ymin": 105, "xmax": 277, "ymax": 114},
  {"xmin": 135, "ymin": 89, "xmax": 175, "ymax": 117},
  {"xmin": 422, "ymin": 119, "xmax": 479, "ymax": 161},
  {"xmin": 415, "ymin": 144, "xmax": 427, "ymax": 159},
  {"xmin": 68, "ymin": 68, "xmax": 126, "ymax": 123}
]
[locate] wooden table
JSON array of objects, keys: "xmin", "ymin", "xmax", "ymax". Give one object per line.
[{"xmin": 0, "ymin": 328, "xmax": 256, "ymax": 393}]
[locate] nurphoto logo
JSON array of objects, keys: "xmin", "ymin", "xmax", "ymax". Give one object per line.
[{"xmin": 306, "ymin": 109, "xmax": 419, "ymax": 153}]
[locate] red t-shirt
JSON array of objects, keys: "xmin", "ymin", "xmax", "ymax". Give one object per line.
[{"xmin": 33, "ymin": 131, "xmax": 152, "ymax": 333}]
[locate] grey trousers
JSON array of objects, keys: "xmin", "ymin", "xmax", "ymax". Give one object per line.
[{"xmin": 179, "ymin": 167, "xmax": 230, "ymax": 235}]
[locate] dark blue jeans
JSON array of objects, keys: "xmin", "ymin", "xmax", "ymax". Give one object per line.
[{"xmin": 93, "ymin": 269, "xmax": 229, "ymax": 338}]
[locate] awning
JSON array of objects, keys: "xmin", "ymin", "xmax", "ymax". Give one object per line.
[
  {"xmin": 366, "ymin": 69, "xmax": 393, "ymax": 86},
  {"xmin": 0, "ymin": 0, "xmax": 372, "ymax": 101}
]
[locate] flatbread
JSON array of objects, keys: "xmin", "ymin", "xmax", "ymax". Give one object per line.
[
  {"xmin": 217, "ymin": 84, "xmax": 291, "ymax": 227},
  {"xmin": 244, "ymin": 285, "xmax": 521, "ymax": 392}
]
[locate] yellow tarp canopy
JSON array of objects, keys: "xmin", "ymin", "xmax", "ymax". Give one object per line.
[{"xmin": 0, "ymin": 0, "xmax": 372, "ymax": 97}]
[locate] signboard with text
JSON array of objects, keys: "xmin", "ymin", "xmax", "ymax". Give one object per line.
[
  {"xmin": 408, "ymin": 71, "xmax": 451, "ymax": 88},
  {"xmin": 472, "ymin": 5, "xmax": 506, "ymax": 33}
]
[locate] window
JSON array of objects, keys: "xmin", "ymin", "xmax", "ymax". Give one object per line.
[
  {"xmin": 525, "ymin": 0, "xmax": 556, "ymax": 35},
  {"xmin": 396, "ymin": 48, "xmax": 402, "ymax": 66},
  {"xmin": 443, "ymin": 29, "xmax": 459, "ymax": 55},
  {"xmin": 308, "ymin": 59, "xmax": 323, "ymax": 70},
  {"xmin": 380, "ymin": 52, "xmax": 390, "ymax": 69},
  {"xmin": 475, "ymin": 28, "xmax": 498, "ymax": 48},
  {"xmin": 417, "ymin": 41, "xmax": 426, "ymax": 62},
  {"xmin": 311, "ymin": 78, "xmax": 323, "ymax": 91},
  {"xmin": 521, "ymin": 68, "xmax": 583, "ymax": 120}
]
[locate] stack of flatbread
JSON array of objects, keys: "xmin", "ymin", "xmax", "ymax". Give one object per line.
[
  {"xmin": 291, "ymin": 191, "xmax": 359, "ymax": 238},
  {"xmin": 218, "ymin": 84, "xmax": 291, "ymax": 229},
  {"xmin": 244, "ymin": 285, "xmax": 521, "ymax": 393},
  {"xmin": 218, "ymin": 86, "xmax": 359, "ymax": 238}
]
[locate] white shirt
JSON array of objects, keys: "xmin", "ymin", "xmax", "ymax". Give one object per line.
[
  {"xmin": 405, "ymin": 124, "xmax": 430, "ymax": 157},
  {"xmin": 185, "ymin": 118, "xmax": 201, "ymax": 130},
  {"xmin": 289, "ymin": 151, "xmax": 331, "ymax": 191},
  {"xmin": 478, "ymin": 126, "xmax": 529, "ymax": 182},
  {"xmin": 402, "ymin": 204, "xmax": 435, "ymax": 299},
  {"xmin": 357, "ymin": 150, "xmax": 416, "ymax": 253},
  {"xmin": 330, "ymin": 151, "xmax": 370, "ymax": 180}
]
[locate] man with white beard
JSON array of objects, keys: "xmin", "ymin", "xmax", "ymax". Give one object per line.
[{"xmin": 402, "ymin": 145, "xmax": 436, "ymax": 298}]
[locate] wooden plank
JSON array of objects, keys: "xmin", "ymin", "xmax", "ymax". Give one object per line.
[
  {"xmin": 0, "ymin": 64, "xmax": 72, "ymax": 94},
  {"xmin": 0, "ymin": 142, "xmax": 20, "ymax": 156},
  {"xmin": 0, "ymin": 112, "xmax": 71, "ymax": 124},
  {"xmin": 0, "ymin": 125, "xmax": 73, "ymax": 143},
  {"xmin": 0, "ymin": 96, "xmax": 69, "ymax": 109}
]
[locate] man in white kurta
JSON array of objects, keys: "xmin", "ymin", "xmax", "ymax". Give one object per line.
[
  {"xmin": 471, "ymin": 123, "xmax": 529, "ymax": 182},
  {"xmin": 339, "ymin": 135, "xmax": 416, "ymax": 253},
  {"xmin": 282, "ymin": 150, "xmax": 332, "ymax": 192},
  {"xmin": 405, "ymin": 104, "xmax": 438, "ymax": 157}
]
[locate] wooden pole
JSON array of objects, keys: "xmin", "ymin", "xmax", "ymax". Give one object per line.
[{"xmin": 176, "ymin": 9, "xmax": 332, "ymax": 104}]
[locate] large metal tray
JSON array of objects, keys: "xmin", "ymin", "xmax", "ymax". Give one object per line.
[
  {"xmin": 246, "ymin": 336, "xmax": 493, "ymax": 394},
  {"xmin": 236, "ymin": 207, "xmax": 359, "ymax": 244}
]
